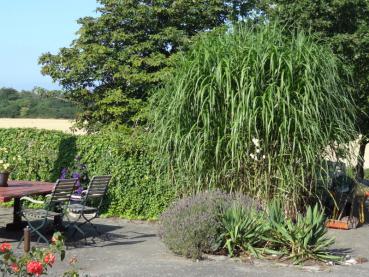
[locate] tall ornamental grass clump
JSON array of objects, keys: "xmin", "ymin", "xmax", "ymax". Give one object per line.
[{"xmin": 153, "ymin": 23, "xmax": 356, "ymax": 209}]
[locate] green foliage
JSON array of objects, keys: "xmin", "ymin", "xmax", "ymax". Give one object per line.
[
  {"xmin": 154, "ymin": 23, "xmax": 356, "ymax": 209},
  {"xmin": 39, "ymin": 0, "xmax": 257, "ymax": 130},
  {"xmin": 266, "ymin": 201, "xmax": 341, "ymax": 264},
  {"xmin": 220, "ymin": 204, "xmax": 267, "ymax": 257},
  {"xmin": 0, "ymin": 128, "xmax": 173, "ymax": 219},
  {"xmin": 159, "ymin": 190, "xmax": 257, "ymax": 259},
  {"xmin": 159, "ymin": 191, "xmax": 228, "ymax": 259},
  {"xmin": 260, "ymin": 0, "xmax": 369, "ymax": 176},
  {"xmin": 160, "ymin": 192, "xmax": 339, "ymax": 264},
  {"xmin": 0, "ymin": 87, "xmax": 77, "ymax": 119}
]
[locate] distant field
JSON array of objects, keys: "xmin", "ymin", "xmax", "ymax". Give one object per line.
[{"xmin": 0, "ymin": 118, "xmax": 84, "ymax": 134}]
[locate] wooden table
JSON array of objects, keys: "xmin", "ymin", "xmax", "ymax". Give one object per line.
[{"xmin": 1, "ymin": 180, "xmax": 54, "ymax": 230}]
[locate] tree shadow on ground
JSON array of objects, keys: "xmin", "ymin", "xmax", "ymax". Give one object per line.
[
  {"xmin": 50, "ymin": 136, "xmax": 77, "ymax": 181},
  {"xmin": 65, "ymin": 224, "xmax": 157, "ymax": 249},
  {"xmin": 0, "ymin": 220, "xmax": 155, "ymax": 251}
]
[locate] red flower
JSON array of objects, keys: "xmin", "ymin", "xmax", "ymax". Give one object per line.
[
  {"xmin": 10, "ymin": 263, "xmax": 20, "ymax": 273},
  {"xmin": 0, "ymin": 242, "xmax": 11, "ymax": 253},
  {"xmin": 26, "ymin": 261, "xmax": 43, "ymax": 276},
  {"xmin": 44, "ymin": 252, "xmax": 56, "ymax": 266}
]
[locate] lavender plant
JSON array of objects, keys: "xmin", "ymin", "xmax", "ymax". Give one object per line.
[{"xmin": 159, "ymin": 190, "xmax": 257, "ymax": 259}]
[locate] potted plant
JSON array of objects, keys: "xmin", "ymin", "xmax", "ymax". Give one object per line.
[{"xmin": 0, "ymin": 147, "xmax": 21, "ymax": 187}]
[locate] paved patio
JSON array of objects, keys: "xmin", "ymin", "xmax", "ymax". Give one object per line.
[{"xmin": 1, "ymin": 207, "xmax": 369, "ymax": 276}]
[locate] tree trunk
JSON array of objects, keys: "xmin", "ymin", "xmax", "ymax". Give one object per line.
[{"xmin": 356, "ymin": 138, "xmax": 368, "ymax": 180}]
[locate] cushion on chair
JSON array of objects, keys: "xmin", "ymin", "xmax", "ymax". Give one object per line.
[{"xmin": 67, "ymin": 204, "xmax": 97, "ymax": 214}]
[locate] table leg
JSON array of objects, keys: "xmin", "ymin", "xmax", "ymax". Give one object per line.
[{"xmin": 6, "ymin": 197, "xmax": 27, "ymax": 231}]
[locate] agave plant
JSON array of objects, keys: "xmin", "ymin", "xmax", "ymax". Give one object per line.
[
  {"xmin": 153, "ymin": 22, "xmax": 356, "ymax": 209},
  {"xmin": 220, "ymin": 204, "xmax": 267, "ymax": 257},
  {"xmin": 267, "ymin": 201, "xmax": 341, "ymax": 264}
]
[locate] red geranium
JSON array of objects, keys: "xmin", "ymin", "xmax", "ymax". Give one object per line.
[
  {"xmin": 44, "ymin": 252, "xmax": 56, "ymax": 266},
  {"xmin": 0, "ymin": 242, "xmax": 11, "ymax": 253},
  {"xmin": 26, "ymin": 260, "xmax": 43, "ymax": 276},
  {"xmin": 10, "ymin": 263, "xmax": 20, "ymax": 273}
]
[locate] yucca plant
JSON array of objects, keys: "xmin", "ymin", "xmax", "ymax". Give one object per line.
[
  {"xmin": 267, "ymin": 201, "xmax": 341, "ymax": 264},
  {"xmin": 220, "ymin": 204, "xmax": 267, "ymax": 257},
  {"xmin": 153, "ymin": 23, "xmax": 356, "ymax": 209}
]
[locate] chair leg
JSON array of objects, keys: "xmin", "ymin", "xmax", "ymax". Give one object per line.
[
  {"xmin": 86, "ymin": 218, "xmax": 102, "ymax": 236},
  {"xmin": 66, "ymin": 212, "xmax": 101, "ymax": 244},
  {"xmin": 18, "ymin": 218, "xmax": 49, "ymax": 247},
  {"xmin": 83, "ymin": 215, "xmax": 101, "ymax": 237},
  {"xmin": 65, "ymin": 213, "xmax": 88, "ymax": 244},
  {"xmin": 68, "ymin": 223, "xmax": 87, "ymax": 244},
  {"xmin": 30, "ymin": 220, "xmax": 49, "ymax": 245}
]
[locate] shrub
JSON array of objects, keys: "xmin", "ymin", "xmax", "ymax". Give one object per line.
[
  {"xmin": 159, "ymin": 190, "xmax": 256, "ymax": 259},
  {"xmin": 220, "ymin": 204, "xmax": 267, "ymax": 257},
  {"xmin": 153, "ymin": 22, "xmax": 356, "ymax": 209},
  {"xmin": 161, "ymin": 193, "xmax": 340, "ymax": 264},
  {"xmin": 0, "ymin": 128, "xmax": 174, "ymax": 219},
  {"xmin": 266, "ymin": 201, "xmax": 341, "ymax": 264}
]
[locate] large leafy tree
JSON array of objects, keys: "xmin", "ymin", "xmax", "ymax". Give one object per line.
[
  {"xmin": 40, "ymin": 0, "xmax": 256, "ymax": 130},
  {"xmin": 260, "ymin": 0, "xmax": 369, "ymax": 178}
]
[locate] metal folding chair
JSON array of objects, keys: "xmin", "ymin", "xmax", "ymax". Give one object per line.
[
  {"xmin": 66, "ymin": 175, "xmax": 111, "ymax": 242},
  {"xmin": 19, "ymin": 178, "xmax": 78, "ymax": 245}
]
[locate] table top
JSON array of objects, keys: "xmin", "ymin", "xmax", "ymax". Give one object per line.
[{"xmin": 0, "ymin": 180, "xmax": 54, "ymax": 202}]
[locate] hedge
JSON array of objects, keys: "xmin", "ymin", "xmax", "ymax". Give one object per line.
[{"xmin": 0, "ymin": 128, "xmax": 175, "ymax": 219}]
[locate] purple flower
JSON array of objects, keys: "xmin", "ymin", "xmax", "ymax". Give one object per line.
[
  {"xmin": 72, "ymin": 172, "xmax": 81, "ymax": 179},
  {"xmin": 75, "ymin": 187, "xmax": 84, "ymax": 195},
  {"xmin": 60, "ymin": 168, "xmax": 68, "ymax": 179}
]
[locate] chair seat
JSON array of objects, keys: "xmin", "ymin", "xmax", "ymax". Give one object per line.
[
  {"xmin": 22, "ymin": 209, "xmax": 61, "ymax": 219},
  {"xmin": 67, "ymin": 204, "xmax": 97, "ymax": 214}
]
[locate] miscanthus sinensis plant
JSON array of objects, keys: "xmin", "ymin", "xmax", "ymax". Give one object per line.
[{"xmin": 153, "ymin": 23, "xmax": 356, "ymax": 210}]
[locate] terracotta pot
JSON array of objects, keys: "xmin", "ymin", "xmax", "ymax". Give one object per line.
[{"xmin": 0, "ymin": 172, "xmax": 9, "ymax": 187}]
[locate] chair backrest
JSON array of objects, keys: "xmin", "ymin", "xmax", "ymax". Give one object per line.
[
  {"xmin": 49, "ymin": 178, "xmax": 78, "ymax": 204},
  {"xmin": 84, "ymin": 175, "xmax": 111, "ymax": 210}
]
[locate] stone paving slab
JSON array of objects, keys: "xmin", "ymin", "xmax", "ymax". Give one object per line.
[{"xmin": 0, "ymin": 207, "xmax": 368, "ymax": 276}]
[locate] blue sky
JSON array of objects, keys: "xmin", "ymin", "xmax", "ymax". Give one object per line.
[{"xmin": 0, "ymin": 0, "xmax": 99, "ymax": 91}]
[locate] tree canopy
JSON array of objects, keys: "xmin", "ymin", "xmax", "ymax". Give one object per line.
[
  {"xmin": 260, "ymin": 0, "xmax": 369, "ymax": 177},
  {"xmin": 0, "ymin": 87, "xmax": 77, "ymax": 119},
  {"xmin": 40, "ymin": 0, "xmax": 257, "ymax": 130}
]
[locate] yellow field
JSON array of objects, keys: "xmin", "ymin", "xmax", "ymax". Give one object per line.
[{"xmin": 0, "ymin": 118, "xmax": 84, "ymax": 134}]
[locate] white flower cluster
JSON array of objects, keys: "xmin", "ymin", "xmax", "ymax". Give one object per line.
[
  {"xmin": 0, "ymin": 160, "xmax": 10, "ymax": 171},
  {"xmin": 0, "ymin": 147, "xmax": 21, "ymax": 173},
  {"xmin": 249, "ymin": 138, "xmax": 266, "ymax": 161}
]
